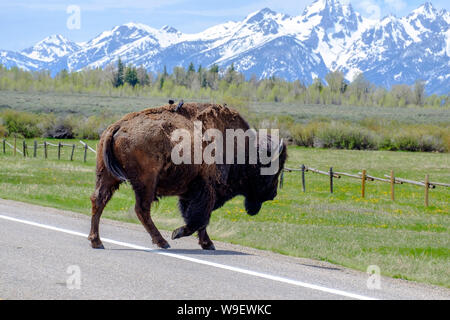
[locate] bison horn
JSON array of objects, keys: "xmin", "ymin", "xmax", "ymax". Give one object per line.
[{"xmin": 271, "ymin": 138, "xmax": 284, "ymax": 162}]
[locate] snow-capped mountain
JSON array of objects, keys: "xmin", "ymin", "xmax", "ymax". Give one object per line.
[
  {"xmin": 0, "ymin": 0, "xmax": 449, "ymax": 94},
  {"xmin": 338, "ymin": 2, "xmax": 450, "ymax": 93},
  {"xmin": 21, "ymin": 34, "xmax": 83, "ymax": 62}
]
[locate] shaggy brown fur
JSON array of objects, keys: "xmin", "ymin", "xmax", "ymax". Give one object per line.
[{"xmin": 88, "ymin": 103, "xmax": 286, "ymax": 250}]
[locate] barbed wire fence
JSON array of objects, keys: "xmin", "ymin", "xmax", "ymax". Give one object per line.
[{"xmin": 281, "ymin": 165, "xmax": 449, "ymax": 207}]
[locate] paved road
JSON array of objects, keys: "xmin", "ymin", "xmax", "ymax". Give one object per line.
[{"xmin": 0, "ymin": 199, "xmax": 448, "ymax": 300}]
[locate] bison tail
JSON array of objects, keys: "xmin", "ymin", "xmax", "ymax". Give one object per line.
[{"xmin": 103, "ymin": 125, "xmax": 128, "ymax": 182}]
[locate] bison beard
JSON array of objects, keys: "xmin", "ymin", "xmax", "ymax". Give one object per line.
[
  {"xmin": 88, "ymin": 103, "xmax": 287, "ymax": 250},
  {"xmin": 244, "ymin": 199, "xmax": 262, "ymax": 216}
]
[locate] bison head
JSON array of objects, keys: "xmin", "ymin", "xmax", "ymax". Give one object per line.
[{"xmin": 244, "ymin": 137, "xmax": 287, "ymax": 216}]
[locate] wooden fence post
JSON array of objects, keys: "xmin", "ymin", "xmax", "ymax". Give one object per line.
[
  {"xmin": 33, "ymin": 140, "xmax": 37, "ymax": 158},
  {"xmin": 301, "ymin": 164, "xmax": 306, "ymax": 193},
  {"xmin": 58, "ymin": 142, "xmax": 61, "ymax": 160},
  {"xmin": 390, "ymin": 170, "xmax": 395, "ymax": 201},
  {"xmin": 3, "ymin": 138, "xmax": 6, "ymax": 154},
  {"xmin": 329, "ymin": 167, "xmax": 334, "ymax": 194},
  {"xmin": 361, "ymin": 169, "xmax": 366, "ymax": 198},
  {"xmin": 279, "ymin": 170, "xmax": 284, "ymax": 189},
  {"xmin": 14, "ymin": 135, "xmax": 16, "ymax": 156},
  {"xmin": 70, "ymin": 144, "xmax": 75, "ymax": 161},
  {"xmin": 425, "ymin": 174, "xmax": 429, "ymax": 207},
  {"xmin": 44, "ymin": 141, "xmax": 47, "ymax": 159},
  {"xmin": 84, "ymin": 143, "xmax": 88, "ymax": 162},
  {"xmin": 22, "ymin": 140, "xmax": 26, "ymax": 158}
]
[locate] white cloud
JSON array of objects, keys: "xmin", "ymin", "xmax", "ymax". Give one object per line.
[{"xmin": 354, "ymin": 0, "xmax": 382, "ymax": 20}]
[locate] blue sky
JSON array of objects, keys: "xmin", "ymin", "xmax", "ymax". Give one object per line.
[{"xmin": 0, "ymin": 0, "xmax": 448, "ymax": 51}]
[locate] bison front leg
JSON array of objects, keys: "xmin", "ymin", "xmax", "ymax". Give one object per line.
[
  {"xmin": 197, "ymin": 228, "xmax": 215, "ymax": 250},
  {"xmin": 172, "ymin": 180, "xmax": 215, "ymax": 250}
]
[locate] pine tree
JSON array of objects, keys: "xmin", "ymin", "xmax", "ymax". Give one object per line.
[
  {"xmin": 201, "ymin": 76, "xmax": 207, "ymax": 88},
  {"xmin": 209, "ymin": 64, "xmax": 219, "ymax": 73},
  {"xmin": 124, "ymin": 66, "xmax": 139, "ymax": 87},
  {"xmin": 188, "ymin": 62, "xmax": 195, "ymax": 73},
  {"xmin": 113, "ymin": 58, "xmax": 124, "ymax": 87}
]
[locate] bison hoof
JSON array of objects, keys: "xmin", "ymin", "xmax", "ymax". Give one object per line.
[
  {"xmin": 157, "ymin": 240, "xmax": 171, "ymax": 249},
  {"xmin": 91, "ymin": 242, "xmax": 105, "ymax": 249},
  {"xmin": 201, "ymin": 243, "xmax": 216, "ymax": 251},
  {"xmin": 171, "ymin": 227, "xmax": 185, "ymax": 240}
]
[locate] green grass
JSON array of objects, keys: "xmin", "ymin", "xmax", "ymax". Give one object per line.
[
  {"xmin": 2, "ymin": 91, "xmax": 449, "ymax": 152},
  {"xmin": 0, "ymin": 142, "xmax": 449, "ymax": 287},
  {"xmin": 0, "ymin": 91, "xmax": 170, "ymax": 116},
  {"xmin": 251, "ymin": 102, "xmax": 450, "ymax": 125},
  {"xmin": 1, "ymin": 90, "xmax": 449, "ymax": 125}
]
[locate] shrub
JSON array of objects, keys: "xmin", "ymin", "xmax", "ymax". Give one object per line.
[
  {"xmin": 73, "ymin": 116, "xmax": 102, "ymax": 140},
  {"xmin": 73, "ymin": 115, "xmax": 118, "ymax": 140},
  {"xmin": 286, "ymin": 119, "xmax": 448, "ymax": 153},
  {"xmin": 290, "ymin": 121, "xmax": 324, "ymax": 147},
  {"xmin": 258, "ymin": 116, "xmax": 294, "ymax": 142},
  {"xmin": 392, "ymin": 133, "xmax": 446, "ymax": 152},
  {"xmin": 316, "ymin": 123, "xmax": 378, "ymax": 150},
  {"xmin": 0, "ymin": 124, "xmax": 8, "ymax": 137},
  {"xmin": 0, "ymin": 110, "xmax": 42, "ymax": 138},
  {"xmin": 0, "ymin": 117, "xmax": 7, "ymax": 137}
]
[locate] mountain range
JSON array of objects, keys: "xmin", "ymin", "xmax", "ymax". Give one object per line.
[{"xmin": 0, "ymin": 0, "xmax": 449, "ymax": 94}]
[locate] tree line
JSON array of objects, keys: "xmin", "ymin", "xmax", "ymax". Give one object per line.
[{"xmin": 0, "ymin": 61, "xmax": 448, "ymax": 108}]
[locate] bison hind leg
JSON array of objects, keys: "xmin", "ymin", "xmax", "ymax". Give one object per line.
[
  {"xmin": 131, "ymin": 176, "xmax": 170, "ymax": 249},
  {"xmin": 89, "ymin": 174, "xmax": 121, "ymax": 249}
]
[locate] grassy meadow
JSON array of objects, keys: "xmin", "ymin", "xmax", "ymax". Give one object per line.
[
  {"xmin": 2, "ymin": 90, "xmax": 449, "ymax": 123},
  {"xmin": 0, "ymin": 141, "xmax": 448, "ymax": 287},
  {"xmin": 2, "ymin": 91, "xmax": 449, "ymax": 152}
]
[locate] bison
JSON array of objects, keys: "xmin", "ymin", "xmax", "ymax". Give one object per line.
[{"xmin": 88, "ymin": 103, "xmax": 287, "ymax": 250}]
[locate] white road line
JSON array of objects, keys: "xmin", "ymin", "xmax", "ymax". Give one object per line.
[{"xmin": 0, "ymin": 214, "xmax": 377, "ymax": 300}]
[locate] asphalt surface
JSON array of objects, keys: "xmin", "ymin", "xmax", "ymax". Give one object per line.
[{"xmin": 0, "ymin": 198, "xmax": 449, "ymax": 300}]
